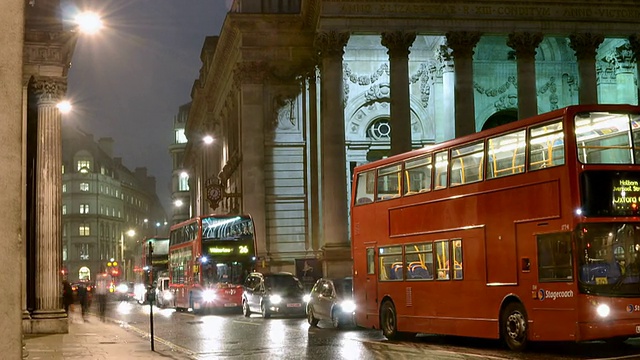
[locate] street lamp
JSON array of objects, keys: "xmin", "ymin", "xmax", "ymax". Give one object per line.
[{"xmin": 74, "ymin": 11, "xmax": 103, "ymax": 35}]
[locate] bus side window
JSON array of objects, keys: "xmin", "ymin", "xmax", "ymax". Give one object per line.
[
  {"xmin": 434, "ymin": 151, "xmax": 448, "ymax": 190},
  {"xmin": 537, "ymin": 233, "xmax": 573, "ymax": 282},
  {"xmin": 355, "ymin": 171, "xmax": 375, "ymax": 205},
  {"xmin": 379, "ymin": 246, "xmax": 403, "ymax": 281},
  {"xmin": 435, "ymin": 240, "xmax": 450, "ymax": 280},
  {"xmin": 529, "ymin": 120, "xmax": 564, "ymax": 170},
  {"xmin": 452, "ymin": 239, "xmax": 463, "ymax": 280}
]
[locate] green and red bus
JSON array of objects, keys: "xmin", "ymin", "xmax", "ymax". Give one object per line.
[
  {"xmin": 168, "ymin": 214, "xmax": 256, "ymax": 314},
  {"xmin": 351, "ymin": 104, "xmax": 640, "ymax": 350}
]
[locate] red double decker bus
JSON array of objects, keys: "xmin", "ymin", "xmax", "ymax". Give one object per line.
[
  {"xmin": 351, "ymin": 104, "xmax": 640, "ymax": 350},
  {"xmin": 169, "ymin": 214, "xmax": 256, "ymax": 314}
]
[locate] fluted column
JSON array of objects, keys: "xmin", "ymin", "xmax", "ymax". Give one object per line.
[
  {"xmin": 507, "ymin": 32, "xmax": 543, "ymax": 119},
  {"xmin": 234, "ymin": 62, "xmax": 267, "ymax": 268},
  {"xmin": 30, "ymin": 77, "xmax": 67, "ymax": 333},
  {"xmin": 314, "ymin": 31, "xmax": 352, "ymax": 278},
  {"xmin": 629, "ymin": 34, "xmax": 640, "ymax": 105},
  {"xmin": 569, "ymin": 33, "xmax": 604, "ymax": 104},
  {"xmin": 381, "ymin": 31, "xmax": 416, "ymax": 155},
  {"xmin": 446, "ymin": 31, "xmax": 482, "ymax": 137}
]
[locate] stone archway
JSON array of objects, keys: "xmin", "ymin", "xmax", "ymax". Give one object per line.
[{"xmin": 481, "ymin": 109, "xmax": 519, "ymax": 131}]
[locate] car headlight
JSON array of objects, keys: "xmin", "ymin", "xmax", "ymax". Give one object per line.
[
  {"xmin": 163, "ymin": 291, "xmax": 173, "ymax": 301},
  {"xmin": 340, "ymin": 300, "xmax": 356, "ymax": 313},
  {"xmin": 596, "ymin": 304, "xmax": 610, "ymax": 318},
  {"xmin": 116, "ymin": 284, "xmax": 129, "ymax": 294},
  {"xmin": 303, "ymin": 294, "xmax": 311, "ymax": 303},
  {"xmin": 270, "ymin": 294, "xmax": 282, "ymax": 304},
  {"xmin": 202, "ymin": 290, "xmax": 216, "ymax": 302}
]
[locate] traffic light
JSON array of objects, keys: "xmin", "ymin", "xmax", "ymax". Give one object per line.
[{"xmin": 107, "ymin": 259, "xmax": 120, "ymax": 278}]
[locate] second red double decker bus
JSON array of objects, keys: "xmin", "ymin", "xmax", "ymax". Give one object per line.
[
  {"xmin": 351, "ymin": 104, "xmax": 640, "ymax": 350},
  {"xmin": 168, "ymin": 214, "xmax": 256, "ymax": 314}
]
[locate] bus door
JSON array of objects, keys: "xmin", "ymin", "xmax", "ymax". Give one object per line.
[
  {"xmin": 364, "ymin": 247, "xmax": 379, "ymax": 324},
  {"xmin": 530, "ymin": 231, "xmax": 577, "ymax": 341}
]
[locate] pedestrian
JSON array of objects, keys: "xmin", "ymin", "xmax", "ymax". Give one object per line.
[
  {"xmin": 62, "ymin": 280, "xmax": 74, "ymax": 315},
  {"xmin": 77, "ymin": 283, "xmax": 89, "ymax": 321},
  {"xmin": 95, "ymin": 270, "xmax": 112, "ymax": 321}
]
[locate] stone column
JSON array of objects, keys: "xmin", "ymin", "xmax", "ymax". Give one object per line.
[
  {"xmin": 30, "ymin": 77, "xmax": 68, "ymax": 334},
  {"xmin": 314, "ymin": 31, "xmax": 352, "ymax": 278},
  {"xmin": 507, "ymin": 32, "xmax": 543, "ymax": 119},
  {"xmin": 446, "ymin": 31, "xmax": 482, "ymax": 137},
  {"xmin": 569, "ymin": 33, "xmax": 604, "ymax": 104},
  {"xmin": 381, "ymin": 31, "xmax": 416, "ymax": 155},
  {"xmin": 234, "ymin": 62, "xmax": 268, "ymax": 269},
  {"xmin": 436, "ymin": 46, "xmax": 456, "ymax": 142},
  {"xmin": 628, "ymin": 34, "xmax": 640, "ymax": 104},
  {"xmin": 608, "ymin": 44, "xmax": 637, "ymax": 105},
  {"xmin": 1, "ymin": 0, "xmax": 25, "ymax": 356}
]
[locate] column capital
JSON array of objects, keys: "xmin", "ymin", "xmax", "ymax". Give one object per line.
[
  {"xmin": 569, "ymin": 33, "xmax": 604, "ymax": 61},
  {"xmin": 314, "ymin": 31, "xmax": 350, "ymax": 58},
  {"xmin": 30, "ymin": 76, "xmax": 66, "ymax": 104},
  {"xmin": 381, "ymin": 31, "xmax": 416, "ymax": 58},
  {"xmin": 629, "ymin": 34, "xmax": 640, "ymax": 59},
  {"xmin": 605, "ymin": 43, "xmax": 635, "ymax": 74},
  {"xmin": 445, "ymin": 31, "xmax": 482, "ymax": 59},
  {"xmin": 507, "ymin": 32, "xmax": 543, "ymax": 59}
]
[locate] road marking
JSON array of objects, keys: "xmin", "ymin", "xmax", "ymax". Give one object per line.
[{"xmin": 357, "ymin": 339, "xmax": 510, "ymax": 359}]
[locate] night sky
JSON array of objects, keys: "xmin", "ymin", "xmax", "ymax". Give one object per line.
[{"xmin": 64, "ymin": 0, "xmax": 230, "ymax": 213}]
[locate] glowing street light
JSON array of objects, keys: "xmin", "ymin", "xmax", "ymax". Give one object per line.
[
  {"xmin": 174, "ymin": 199, "xmax": 184, "ymax": 207},
  {"xmin": 126, "ymin": 229, "xmax": 136, "ymax": 237}
]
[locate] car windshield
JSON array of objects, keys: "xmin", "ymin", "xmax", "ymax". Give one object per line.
[
  {"xmin": 265, "ymin": 275, "xmax": 303, "ymax": 293},
  {"xmin": 333, "ymin": 278, "xmax": 353, "ymax": 298}
]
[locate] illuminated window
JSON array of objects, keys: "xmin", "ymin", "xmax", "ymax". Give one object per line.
[
  {"xmin": 77, "ymin": 160, "xmax": 91, "ymax": 173},
  {"xmin": 179, "ymin": 172, "xmax": 189, "ymax": 191},
  {"xmin": 450, "ymin": 142, "xmax": 484, "ymax": 186},
  {"xmin": 434, "ymin": 151, "xmax": 448, "ymax": 189},
  {"xmin": 529, "ymin": 120, "xmax": 564, "ymax": 170},
  {"xmin": 404, "ymin": 155, "xmax": 432, "ymax": 195},
  {"xmin": 62, "ymin": 184, "xmax": 67, "ymax": 193},
  {"xmin": 80, "ymin": 243, "xmax": 89, "ymax": 260},
  {"xmin": 175, "ymin": 129, "xmax": 187, "ymax": 144},
  {"xmin": 80, "ymin": 204, "xmax": 89, "ymax": 214},
  {"xmin": 405, "ymin": 243, "xmax": 433, "ymax": 280},
  {"xmin": 79, "ymin": 225, "xmax": 90, "ymax": 236},
  {"xmin": 366, "ymin": 248, "xmax": 375, "ymax": 275},
  {"xmin": 80, "ymin": 182, "xmax": 89, "ymax": 192},
  {"xmin": 487, "ymin": 130, "xmax": 526, "ymax": 179},
  {"xmin": 378, "ymin": 246, "xmax": 403, "ymax": 281},
  {"xmin": 62, "ymin": 205, "xmax": 67, "ymax": 215},
  {"xmin": 452, "ymin": 239, "xmax": 463, "ymax": 280},
  {"xmin": 435, "ymin": 240, "xmax": 450, "ymax": 280},
  {"xmin": 377, "ymin": 164, "xmax": 401, "ymax": 201}
]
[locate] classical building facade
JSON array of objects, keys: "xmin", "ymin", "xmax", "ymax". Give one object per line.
[
  {"xmin": 183, "ymin": 0, "xmax": 640, "ymax": 278},
  {"xmin": 170, "ymin": 103, "xmax": 192, "ymax": 225},
  {"xmin": 62, "ymin": 125, "xmax": 167, "ymax": 284}
]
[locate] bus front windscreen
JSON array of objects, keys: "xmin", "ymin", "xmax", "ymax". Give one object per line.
[
  {"xmin": 581, "ymin": 171, "xmax": 640, "ymax": 216},
  {"xmin": 576, "ymin": 223, "xmax": 640, "ymax": 296}
]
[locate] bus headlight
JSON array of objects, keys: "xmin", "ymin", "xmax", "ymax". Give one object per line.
[
  {"xmin": 340, "ymin": 300, "xmax": 356, "ymax": 313},
  {"xmin": 202, "ymin": 290, "xmax": 216, "ymax": 302},
  {"xmin": 596, "ymin": 304, "xmax": 610, "ymax": 318},
  {"xmin": 270, "ymin": 294, "xmax": 282, "ymax": 304}
]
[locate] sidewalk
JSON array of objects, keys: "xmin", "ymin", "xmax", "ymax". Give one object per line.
[{"xmin": 24, "ymin": 307, "xmax": 192, "ymax": 360}]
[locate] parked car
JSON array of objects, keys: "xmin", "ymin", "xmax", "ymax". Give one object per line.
[
  {"xmin": 306, "ymin": 277, "xmax": 355, "ymax": 329},
  {"xmin": 242, "ymin": 272, "xmax": 307, "ymax": 318}
]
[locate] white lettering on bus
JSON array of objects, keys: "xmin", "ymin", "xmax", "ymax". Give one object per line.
[{"xmin": 538, "ymin": 289, "xmax": 574, "ymax": 300}]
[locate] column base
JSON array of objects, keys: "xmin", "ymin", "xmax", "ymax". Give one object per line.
[
  {"xmin": 29, "ymin": 310, "xmax": 68, "ymax": 334},
  {"xmin": 22, "ymin": 310, "xmax": 31, "ymax": 334},
  {"xmin": 322, "ymin": 243, "xmax": 353, "ymax": 278}
]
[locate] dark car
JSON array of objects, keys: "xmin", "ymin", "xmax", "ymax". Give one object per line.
[
  {"xmin": 306, "ymin": 277, "xmax": 355, "ymax": 329},
  {"xmin": 242, "ymin": 272, "xmax": 307, "ymax": 318}
]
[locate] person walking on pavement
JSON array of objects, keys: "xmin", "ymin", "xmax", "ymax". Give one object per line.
[
  {"xmin": 62, "ymin": 280, "xmax": 74, "ymax": 315},
  {"xmin": 77, "ymin": 283, "xmax": 89, "ymax": 321},
  {"xmin": 95, "ymin": 270, "xmax": 112, "ymax": 321}
]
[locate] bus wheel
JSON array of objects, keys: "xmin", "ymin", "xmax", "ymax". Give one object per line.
[
  {"xmin": 501, "ymin": 302, "xmax": 528, "ymax": 351},
  {"xmin": 307, "ymin": 306, "xmax": 319, "ymax": 327},
  {"xmin": 261, "ymin": 303, "xmax": 271, "ymax": 319},
  {"xmin": 242, "ymin": 300, "xmax": 251, "ymax": 317},
  {"xmin": 380, "ymin": 301, "xmax": 400, "ymax": 339}
]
